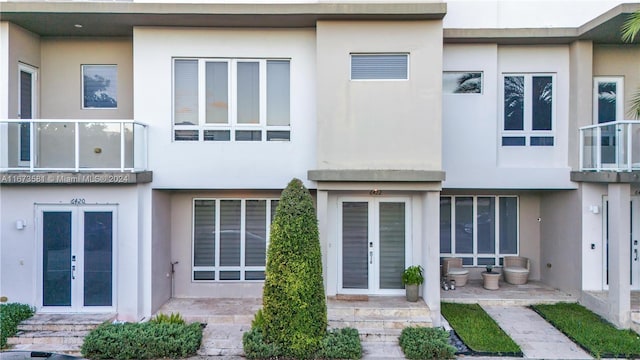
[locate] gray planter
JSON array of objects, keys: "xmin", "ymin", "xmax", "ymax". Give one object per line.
[{"xmin": 405, "ymin": 284, "xmax": 419, "ymax": 302}]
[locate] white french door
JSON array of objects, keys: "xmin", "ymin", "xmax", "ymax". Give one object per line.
[
  {"xmin": 338, "ymin": 197, "xmax": 411, "ymax": 295},
  {"xmin": 37, "ymin": 205, "xmax": 116, "ymax": 312},
  {"xmin": 603, "ymin": 196, "xmax": 640, "ymax": 290}
]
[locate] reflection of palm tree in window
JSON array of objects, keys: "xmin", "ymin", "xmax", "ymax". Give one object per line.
[
  {"xmin": 84, "ymin": 75, "xmax": 117, "ymax": 108},
  {"xmin": 598, "ymin": 82, "xmax": 617, "ymax": 124},
  {"xmin": 453, "ymin": 73, "xmax": 482, "ymax": 93},
  {"xmin": 504, "ymin": 76, "xmax": 524, "ymax": 130}
]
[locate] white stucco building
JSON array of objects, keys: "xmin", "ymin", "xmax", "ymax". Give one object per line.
[{"xmin": 1, "ymin": 0, "xmax": 640, "ymax": 330}]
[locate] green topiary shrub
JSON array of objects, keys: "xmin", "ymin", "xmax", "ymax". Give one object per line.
[
  {"xmin": 317, "ymin": 328, "xmax": 362, "ymax": 360},
  {"xmin": 81, "ymin": 321, "xmax": 202, "ymax": 359},
  {"xmin": 242, "ymin": 327, "xmax": 279, "ymax": 360},
  {"xmin": 0, "ymin": 303, "xmax": 35, "ymax": 348},
  {"xmin": 399, "ymin": 327, "xmax": 456, "ymax": 360},
  {"xmin": 261, "ymin": 178, "xmax": 327, "ymax": 359}
]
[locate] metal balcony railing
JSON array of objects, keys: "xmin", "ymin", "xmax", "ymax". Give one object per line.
[
  {"xmin": 0, "ymin": 119, "xmax": 148, "ymax": 172},
  {"xmin": 580, "ymin": 120, "xmax": 640, "ymax": 172}
]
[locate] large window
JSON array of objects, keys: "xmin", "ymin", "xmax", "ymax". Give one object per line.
[
  {"xmin": 192, "ymin": 198, "xmax": 279, "ymax": 281},
  {"xmin": 173, "ymin": 59, "xmax": 290, "ymax": 142},
  {"xmin": 82, "ymin": 65, "xmax": 117, "ymax": 109},
  {"xmin": 502, "ymin": 74, "xmax": 555, "ymax": 147},
  {"xmin": 440, "ymin": 196, "xmax": 518, "ymax": 266}
]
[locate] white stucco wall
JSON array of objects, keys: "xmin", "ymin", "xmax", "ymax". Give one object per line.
[
  {"xmin": 443, "ymin": 44, "xmax": 574, "ymax": 189},
  {"xmin": 0, "ymin": 185, "xmax": 149, "ymax": 321},
  {"xmin": 133, "ymin": 27, "xmax": 316, "ymax": 189}
]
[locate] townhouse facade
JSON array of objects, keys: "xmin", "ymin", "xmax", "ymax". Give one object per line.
[{"xmin": 1, "ymin": 0, "xmax": 639, "ymax": 329}]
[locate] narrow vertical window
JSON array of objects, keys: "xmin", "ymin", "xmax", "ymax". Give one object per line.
[
  {"xmin": 499, "ymin": 197, "xmax": 518, "ymax": 254},
  {"xmin": 174, "ymin": 60, "xmax": 199, "ymax": 126},
  {"xmin": 477, "ymin": 197, "xmax": 495, "ymax": 254},
  {"xmin": 205, "ymin": 62, "xmax": 229, "ymax": 124},
  {"xmin": 440, "ymin": 197, "xmax": 452, "ymax": 253},
  {"xmin": 455, "ymin": 197, "xmax": 474, "ymax": 255},
  {"xmin": 237, "ymin": 62, "xmax": 260, "ymax": 124},
  {"xmin": 267, "ymin": 60, "xmax": 290, "ymax": 126},
  {"xmin": 504, "ymin": 76, "xmax": 524, "ymax": 131},
  {"xmin": 532, "ymin": 76, "xmax": 553, "ymax": 130}
]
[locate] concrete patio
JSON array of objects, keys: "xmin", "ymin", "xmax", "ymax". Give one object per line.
[{"xmin": 440, "ymin": 279, "xmax": 580, "ymax": 305}]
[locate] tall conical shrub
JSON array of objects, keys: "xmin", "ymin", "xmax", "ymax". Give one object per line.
[{"xmin": 262, "ymin": 178, "xmax": 327, "ymax": 358}]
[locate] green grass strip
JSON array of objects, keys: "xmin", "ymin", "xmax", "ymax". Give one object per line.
[
  {"xmin": 532, "ymin": 303, "xmax": 640, "ymax": 359},
  {"xmin": 441, "ymin": 302, "xmax": 521, "ymax": 354}
]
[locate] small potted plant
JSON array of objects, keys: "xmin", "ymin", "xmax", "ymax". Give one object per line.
[{"xmin": 401, "ymin": 265, "xmax": 424, "ymax": 302}]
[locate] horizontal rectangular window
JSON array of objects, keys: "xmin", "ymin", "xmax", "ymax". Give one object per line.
[
  {"xmin": 440, "ymin": 195, "xmax": 519, "ymax": 267},
  {"xmin": 267, "ymin": 131, "xmax": 290, "ymax": 141},
  {"xmin": 530, "ymin": 136, "xmax": 554, "ymax": 146},
  {"xmin": 443, "ymin": 72, "xmax": 482, "ymax": 94},
  {"xmin": 351, "ymin": 54, "xmax": 408, "ymax": 80},
  {"xmin": 192, "ymin": 198, "xmax": 279, "ymax": 282},
  {"xmin": 174, "ymin": 58, "xmax": 291, "ymax": 142},
  {"xmin": 502, "ymin": 136, "xmax": 526, "ymax": 146}
]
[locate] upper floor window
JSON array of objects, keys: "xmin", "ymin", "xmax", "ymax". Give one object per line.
[
  {"xmin": 502, "ymin": 73, "xmax": 555, "ymax": 146},
  {"xmin": 594, "ymin": 77, "xmax": 623, "ymax": 124},
  {"xmin": 443, "ymin": 72, "xmax": 482, "ymax": 94},
  {"xmin": 173, "ymin": 58, "xmax": 290, "ymax": 142},
  {"xmin": 350, "ymin": 54, "xmax": 408, "ymax": 80},
  {"xmin": 82, "ymin": 65, "xmax": 117, "ymax": 109}
]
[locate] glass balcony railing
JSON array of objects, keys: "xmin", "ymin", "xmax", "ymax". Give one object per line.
[
  {"xmin": 0, "ymin": 119, "xmax": 147, "ymax": 172},
  {"xmin": 580, "ymin": 120, "xmax": 640, "ymax": 172}
]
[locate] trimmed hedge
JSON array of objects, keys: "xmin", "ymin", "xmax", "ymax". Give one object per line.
[
  {"xmin": 80, "ymin": 321, "xmax": 202, "ymax": 359},
  {"xmin": 243, "ymin": 327, "xmax": 361, "ymax": 360},
  {"xmin": 0, "ymin": 303, "xmax": 35, "ymax": 348},
  {"xmin": 399, "ymin": 327, "xmax": 456, "ymax": 360},
  {"xmin": 261, "ymin": 178, "xmax": 327, "ymax": 358}
]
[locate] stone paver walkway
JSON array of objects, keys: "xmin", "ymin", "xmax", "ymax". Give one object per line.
[{"xmin": 482, "ymin": 305, "xmax": 592, "ymax": 359}]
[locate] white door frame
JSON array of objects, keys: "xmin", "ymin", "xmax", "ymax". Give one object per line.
[
  {"xmin": 337, "ymin": 196, "xmax": 412, "ymax": 295},
  {"xmin": 602, "ymin": 196, "xmax": 640, "ymax": 291},
  {"xmin": 36, "ymin": 204, "xmax": 117, "ymax": 313}
]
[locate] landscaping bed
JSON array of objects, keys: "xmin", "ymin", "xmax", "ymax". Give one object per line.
[
  {"xmin": 0, "ymin": 303, "xmax": 35, "ymax": 348},
  {"xmin": 441, "ymin": 302, "xmax": 522, "ymax": 357},
  {"xmin": 532, "ymin": 303, "xmax": 640, "ymax": 359}
]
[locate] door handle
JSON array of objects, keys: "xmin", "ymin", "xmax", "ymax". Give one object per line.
[
  {"xmin": 72, "ymin": 265, "xmax": 76, "ymax": 280},
  {"xmin": 369, "ymin": 251, "xmax": 373, "ymax": 264},
  {"xmin": 635, "ymin": 249, "xmax": 638, "ymax": 261}
]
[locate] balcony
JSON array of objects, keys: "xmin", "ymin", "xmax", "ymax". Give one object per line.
[
  {"xmin": 0, "ymin": 119, "xmax": 147, "ymax": 172},
  {"xmin": 580, "ymin": 121, "xmax": 640, "ymax": 172}
]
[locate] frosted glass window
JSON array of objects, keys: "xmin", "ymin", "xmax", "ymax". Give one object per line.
[
  {"xmin": 174, "ymin": 60, "xmax": 198, "ymax": 126},
  {"xmin": 206, "ymin": 62, "xmax": 229, "ymax": 124},
  {"xmin": 267, "ymin": 61, "xmax": 290, "ymax": 126},
  {"xmin": 237, "ymin": 62, "xmax": 259, "ymax": 124}
]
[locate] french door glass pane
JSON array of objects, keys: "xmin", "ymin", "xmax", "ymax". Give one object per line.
[
  {"xmin": 206, "ymin": 62, "xmax": 229, "ymax": 124},
  {"xmin": 379, "ymin": 202, "xmax": 405, "ymax": 289},
  {"xmin": 499, "ymin": 197, "xmax": 518, "ymax": 253},
  {"xmin": 220, "ymin": 200, "xmax": 241, "ymax": 266},
  {"xmin": 43, "ymin": 212, "xmax": 72, "ymax": 306},
  {"xmin": 20, "ymin": 71, "xmax": 32, "ymax": 162},
  {"xmin": 504, "ymin": 76, "xmax": 524, "ymax": 131},
  {"xmin": 194, "ymin": 200, "xmax": 215, "ymax": 267},
  {"xmin": 532, "ymin": 76, "xmax": 553, "ymax": 130},
  {"xmin": 455, "ymin": 197, "xmax": 473, "ymax": 254},
  {"xmin": 237, "ymin": 62, "xmax": 259, "ymax": 124},
  {"xmin": 440, "ymin": 197, "xmax": 452, "ymax": 253},
  {"xmin": 174, "ymin": 60, "xmax": 198, "ymax": 126},
  {"xmin": 477, "ymin": 197, "xmax": 495, "ymax": 254},
  {"xmin": 342, "ymin": 202, "xmax": 368, "ymax": 289},
  {"xmin": 598, "ymin": 82, "xmax": 617, "ymax": 124},
  {"xmin": 267, "ymin": 60, "xmax": 290, "ymax": 126},
  {"xmin": 245, "ymin": 200, "xmax": 267, "ymax": 267},
  {"xmin": 84, "ymin": 212, "xmax": 113, "ymax": 306}
]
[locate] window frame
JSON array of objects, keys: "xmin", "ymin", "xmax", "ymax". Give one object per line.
[
  {"xmin": 172, "ymin": 58, "xmax": 291, "ymax": 142},
  {"xmin": 440, "ymin": 195, "xmax": 519, "ymax": 267},
  {"xmin": 191, "ymin": 197, "xmax": 279, "ymax": 282},
  {"xmin": 593, "ymin": 76, "xmax": 624, "ymax": 124},
  {"xmin": 81, "ymin": 64, "xmax": 118, "ymax": 110},
  {"xmin": 350, "ymin": 53, "xmax": 410, "ymax": 81},
  {"xmin": 500, "ymin": 73, "xmax": 556, "ymax": 147},
  {"xmin": 443, "ymin": 71, "xmax": 483, "ymax": 95}
]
